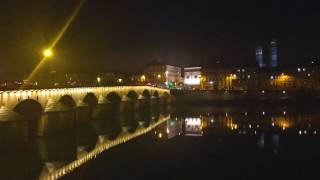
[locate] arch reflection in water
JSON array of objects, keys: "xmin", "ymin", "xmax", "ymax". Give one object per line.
[{"xmin": 41, "ymin": 114, "xmax": 171, "ymax": 180}]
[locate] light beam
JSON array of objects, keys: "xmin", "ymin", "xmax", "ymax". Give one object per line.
[{"xmin": 21, "ymin": 0, "xmax": 86, "ymax": 89}]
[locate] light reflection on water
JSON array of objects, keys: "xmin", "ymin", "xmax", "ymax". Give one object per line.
[
  {"xmin": 162, "ymin": 115, "xmax": 318, "ymax": 138},
  {"xmin": 153, "ymin": 105, "xmax": 320, "ymax": 157},
  {"xmin": 0, "ymin": 105, "xmax": 319, "ymax": 179}
]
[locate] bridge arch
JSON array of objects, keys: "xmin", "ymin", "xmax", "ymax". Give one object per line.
[
  {"xmin": 127, "ymin": 90, "xmax": 138, "ymax": 100},
  {"xmin": 142, "ymin": 89, "xmax": 151, "ymax": 98},
  {"xmin": 13, "ymin": 99, "xmax": 43, "ymax": 117},
  {"xmin": 83, "ymin": 93, "xmax": 98, "ymax": 106},
  {"xmin": 13, "ymin": 99, "xmax": 43, "ymax": 137},
  {"xmin": 59, "ymin": 95, "xmax": 76, "ymax": 110},
  {"xmin": 106, "ymin": 92, "xmax": 121, "ymax": 103},
  {"xmin": 153, "ymin": 91, "xmax": 159, "ymax": 97}
]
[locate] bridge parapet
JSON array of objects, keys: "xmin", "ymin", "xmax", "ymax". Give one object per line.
[{"xmin": 0, "ymin": 86, "xmax": 170, "ymax": 112}]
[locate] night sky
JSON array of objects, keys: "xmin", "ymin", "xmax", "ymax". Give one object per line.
[{"xmin": 1, "ymin": 0, "xmax": 320, "ymax": 74}]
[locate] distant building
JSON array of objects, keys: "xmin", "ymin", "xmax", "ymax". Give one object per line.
[
  {"xmin": 183, "ymin": 67, "xmax": 202, "ymax": 89},
  {"xmin": 144, "ymin": 63, "xmax": 182, "ymax": 88},
  {"xmin": 270, "ymin": 39, "xmax": 278, "ymax": 67},
  {"xmin": 256, "ymin": 46, "xmax": 266, "ymax": 68},
  {"xmin": 201, "ymin": 67, "xmax": 258, "ymax": 90}
]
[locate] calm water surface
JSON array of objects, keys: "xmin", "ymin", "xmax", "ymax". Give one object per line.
[
  {"xmin": 66, "ymin": 104, "xmax": 320, "ymax": 180},
  {"xmin": 0, "ymin": 104, "xmax": 319, "ymax": 180}
]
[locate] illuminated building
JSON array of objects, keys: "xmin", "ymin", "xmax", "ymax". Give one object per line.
[
  {"xmin": 144, "ymin": 62, "xmax": 182, "ymax": 88},
  {"xmin": 200, "ymin": 67, "xmax": 258, "ymax": 90},
  {"xmin": 183, "ymin": 67, "xmax": 202, "ymax": 89},
  {"xmin": 270, "ymin": 39, "xmax": 278, "ymax": 67},
  {"xmin": 256, "ymin": 46, "xmax": 266, "ymax": 68}
]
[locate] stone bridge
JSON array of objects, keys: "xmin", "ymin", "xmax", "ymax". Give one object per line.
[{"xmin": 0, "ymin": 86, "xmax": 172, "ymax": 136}]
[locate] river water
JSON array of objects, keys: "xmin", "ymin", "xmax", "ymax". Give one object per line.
[{"xmin": 0, "ymin": 104, "xmax": 319, "ymax": 180}]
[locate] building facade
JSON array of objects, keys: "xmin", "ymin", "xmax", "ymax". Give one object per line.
[
  {"xmin": 270, "ymin": 39, "xmax": 278, "ymax": 67},
  {"xmin": 256, "ymin": 46, "xmax": 266, "ymax": 68},
  {"xmin": 144, "ymin": 63, "xmax": 182, "ymax": 88},
  {"xmin": 183, "ymin": 67, "xmax": 202, "ymax": 89}
]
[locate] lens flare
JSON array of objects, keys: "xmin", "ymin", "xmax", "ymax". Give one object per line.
[{"xmin": 21, "ymin": 0, "xmax": 86, "ymax": 89}]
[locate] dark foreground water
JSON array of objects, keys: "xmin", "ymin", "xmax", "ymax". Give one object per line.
[
  {"xmin": 0, "ymin": 104, "xmax": 320, "ymax": 180},
  {"xmin": 64, "ymin": 104, "xmax": 320, "ymax": 180}
]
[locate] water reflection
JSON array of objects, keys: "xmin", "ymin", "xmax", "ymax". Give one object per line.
[
  {"xmin": 0, "ymin": 105, "xmax": 319, "ymax": 179},
  {"xmin": 0, "ymin": 102, "xmax": 173, "ymax": 180},
  {"xmin": 152, "ymin": 106, "xmax": 320, "ymax": 151},
  {"xmin": 171, "ymin": 110, "xmax": 320, "ymax": 137}
]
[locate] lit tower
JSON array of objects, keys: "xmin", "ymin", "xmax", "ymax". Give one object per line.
[
  {"xmin": 256, "ymin": 46, "xmax": 266, "ymax": 68},
  {"xmin": 270, "ymin": 39, "xmax": 278, "ymax": 67}
]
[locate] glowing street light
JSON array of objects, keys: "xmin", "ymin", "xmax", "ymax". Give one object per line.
[
  {"xmin": 43, "ymin": 49, "xmax": 53, "ymax": 58},
  {"xmin": 117, "ymin": 78, "xmax": 123, "ymax": 83},
  {"xmin": 141, "ymin": 75, "xmax": 146, "ymax": 82},
  {"xmin": 96, "ymin": 76, "xmax": 101, "ymax": 84}
]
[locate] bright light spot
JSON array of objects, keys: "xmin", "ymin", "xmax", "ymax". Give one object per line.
[
  {"xmin": 283, "ymin": 111, "xmax": 286, "ymax": 115},
  {"xmin": 43, "ymin": 49, "xmax": 53, "ymax": 58},
  {"xmin": 117, "ymin": 78, "xmax": 123, "ymax": 83},
  {"xmin": 272, "ymin": 122, "xmax": 275, "ymax": 127},
  {"xmin": 157, "ymin": 74, "xmax": 161, "ymax": 79},
  {"xmin": 140, "ymin": 75, "xmax": 146, "ymax": 82},
  {"xmin": 314, "ymin": 130, "xmax": 317, "ymax": 135},
  {"xmin": 96, "ymin": 77, "xmax": 101, "ymax": 83},
  {"xmin": 166, "ymin": 128, "xmax": 170, "ymax": 134},
  {"xmin": 184, "ymin": 76, "xmax": 200, "ymax": 85},
  {"xmin": 185, "ymin": 118, "xmax": 201, "ymax": 126},
  {"xmin": 282, "ymin": 90, "xmax": 286, "ymax": 94},
  {"xmin": 299, "ymin": 130, "xmax": 302, "ymax": 135},
  {"xmin": 297, "ymin": 68, "xmax": 301, "ymax": 72},
  {"xmin": 158, "ymin": 133, "xmax": 162, "ymax": 138},
  {"xmin": 261, "ymin": 90, "xmax": 265, "ymax": 94},
  {"xmin": 262, "ymin": 111, "xmax": 265, "ymax": 115},
  {"xmin": 304, "ymin": 130, "xmax": 307, "ymax": 134}
]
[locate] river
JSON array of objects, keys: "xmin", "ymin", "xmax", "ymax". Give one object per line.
[{"xmin": 0, "ymin": 104, "xmax": 319, "ymax": 179}]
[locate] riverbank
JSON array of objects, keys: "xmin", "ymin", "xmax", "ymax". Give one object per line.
[{"xmin": 171, "ymin": 90, "xmax": 320, "ymax": 105}]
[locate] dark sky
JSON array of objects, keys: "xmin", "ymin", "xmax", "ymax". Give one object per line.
[{"xmin": 1, "ymin": 0, "xmax": 320, "ymax": 74}]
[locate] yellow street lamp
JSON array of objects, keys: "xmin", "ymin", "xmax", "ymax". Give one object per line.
[
  {"xmin": 96, "ymin": 77, "xmax": 101, "ymax": 84},
  {"xmin": 43, "ymin": 49, "xmax": 53, "ymax": 58},
  {"xmin": 141, "ymin": 75, "xmax": 146, "ymax": 82},
  {"xmin": 117, "ymin": 78, "xmax": 123, "ymax": 83}
]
